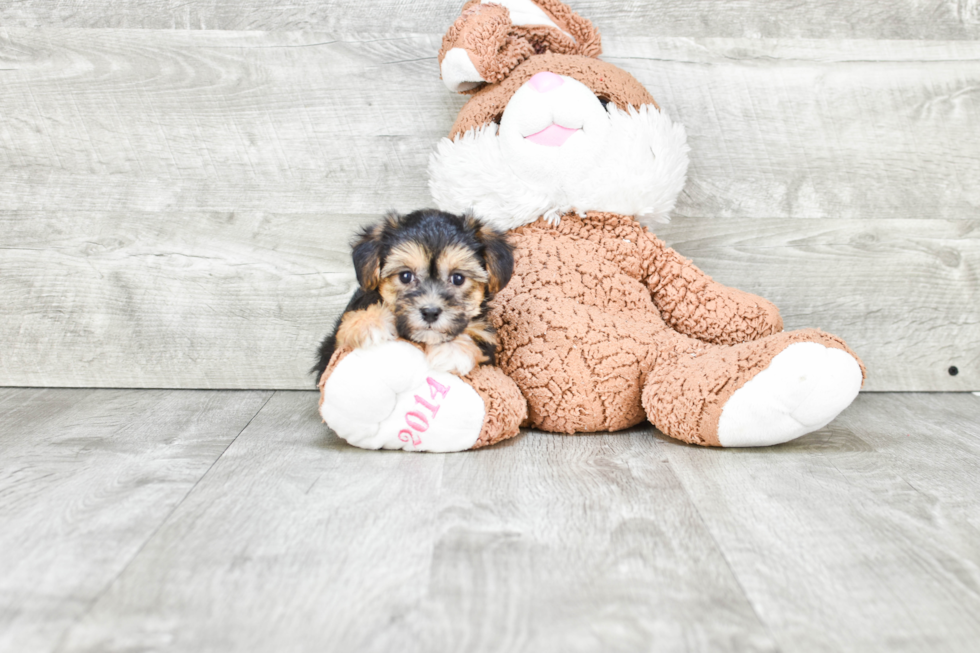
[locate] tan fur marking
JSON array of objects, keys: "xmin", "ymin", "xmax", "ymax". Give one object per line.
[
  {"xmin": 437, "ymin": 244, "xmax": 489, "ymax": 283},
  {"xmin": 378, "ymin": 277, "xmax": 399, "ymax": 306},
  {"xmin": 382, "ymin": 210, "xmax": 401, "ymax": 230},
  {"xmin": 428, "ymin": 333, "xmax": 487, "ymax": 368},
  {"xmin": 382, "ymin": 241, "xmax": 431, "ymax": 278},
  {"xmin": 464, "ymin": 319, "xmax": 496, "ymax": 356},
  {"xmin": 462, "ymin": 282, "xmax": 486, "ymax": 318},
  {"xmin": 335, "ymin": 304, "xmax": 396, "ymax": 350},
  {"xmin": 456, "ymin": 333, "xmax": 486, "ymax": 365}
]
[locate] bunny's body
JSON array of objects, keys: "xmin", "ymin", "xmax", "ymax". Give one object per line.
[{"xmin": 317, "ymin": 0, "xmax": 864, "ymax": 451}]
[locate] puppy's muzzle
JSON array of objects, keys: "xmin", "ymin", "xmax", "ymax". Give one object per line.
[{"xmin": 420, "ymin": 306, "xmax": 442, "ymax": 324}]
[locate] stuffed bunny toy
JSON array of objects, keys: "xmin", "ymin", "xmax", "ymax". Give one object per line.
[{"xmin": 318, "ymin": 0, "xmax": 865, "ymax": 451}]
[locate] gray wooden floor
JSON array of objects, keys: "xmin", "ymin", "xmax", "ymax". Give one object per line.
[{"xmin": 1, "ymin": 389, "xmax": 978, "ymax": 652}]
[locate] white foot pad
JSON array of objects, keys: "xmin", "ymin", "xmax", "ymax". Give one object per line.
[
  {"xmin": 319, "ymin": 341, "xmax": 485, "ymax": 452},
  {"xmin": 717, "ymin": 342, "xmax": 862, "ymax": 447}
]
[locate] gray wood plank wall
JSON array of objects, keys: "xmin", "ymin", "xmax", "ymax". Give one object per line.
[{"xmin": 1, "ymin": 2, "xmax": 978, "ymax": 391}]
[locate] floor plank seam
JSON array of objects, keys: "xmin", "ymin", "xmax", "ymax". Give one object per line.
[
  {"xmin": 47, "ymin": 390, "xmax": 276, "ymax": 653},
  {"xmin": 655, "ymin": 436, "xmax": 785, "ymax": 653}
]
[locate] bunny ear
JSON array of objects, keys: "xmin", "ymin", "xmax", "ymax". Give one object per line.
[
  {"xmin": 507, "ymin": 0, "xmax": 602, "ymax": 56},
  {"xmin": 439, "ymin": 0, "xmax": 602, "ymax": 94},
  {"xmin": 439, "ymin": 3, "xmax": 530, "ymax": 92}
]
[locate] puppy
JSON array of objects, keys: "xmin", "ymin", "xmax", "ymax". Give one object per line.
[{"xmin": 313, "ymin": 209, "xmax": 514, "ymax": 384}]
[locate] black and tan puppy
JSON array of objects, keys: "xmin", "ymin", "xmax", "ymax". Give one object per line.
[{"xmin": 313, "ymin": 209, "xmax": 514, "ymax": 384}]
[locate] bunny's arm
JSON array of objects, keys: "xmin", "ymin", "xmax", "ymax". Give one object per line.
[
  {"xmin": 637, "ymin": 230, "xmax": 783, "ymax": 345},
  {"xmin": 317, "ymin": 343, "xmax": 525, "ymax": 452}
]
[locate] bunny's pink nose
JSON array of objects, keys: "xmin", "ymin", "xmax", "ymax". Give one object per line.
[{"xmin": 528, "ymin": 71, "xmax": 564, "ymax": 93}]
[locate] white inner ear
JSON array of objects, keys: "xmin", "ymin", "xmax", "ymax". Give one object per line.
[
  {"xmin": 441, "ymin": 47, "xmax": 486, "ymax": 93},
  {"xmin": 482, "ymin": 0, "xmax": 575, "ymax": 40}
]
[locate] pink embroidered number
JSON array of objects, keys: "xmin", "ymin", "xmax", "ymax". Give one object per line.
[
  {"xmin": 397, "ymin": 429, "xmax": 420, "ymax": 446},
  {"xmin": 405, "ymin": 411, "xmax": 429, "ymax": 431},
  {"xmin": 397, "ymin": 377, "xmax": 451, "ymax": 448}
]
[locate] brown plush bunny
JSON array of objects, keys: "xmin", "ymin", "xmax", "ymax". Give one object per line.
[{"xmin": 318, "ymin": 0, "xmax": 865, "ymax": 451}]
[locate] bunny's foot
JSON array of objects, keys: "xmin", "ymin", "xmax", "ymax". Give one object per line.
[
  {"xmin": 715, "ymin": 341, "xmax": 863, "ymax": 447},
  {"xmin": 319, "ymin": 341, "xmax": 526, "ymax": 452},
  {"xmin": 643, "ymin": 330, "xmax": 864, "ymax": 447}
]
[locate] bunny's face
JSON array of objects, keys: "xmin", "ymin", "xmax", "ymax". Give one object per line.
[
  {"xmin": 493, "ymin": 72, "xmax": 613, "ymax": 190},
  {"xmin": 445, "ymin": 53, "xmax": 656, "ymax": 138},
  {"xmin": 429, "ymin": 2, "xmax": 690, "ymax": 231},
  {"xmin": 501, "ymin": 72, "xmax": 607, "ymax": 149}
]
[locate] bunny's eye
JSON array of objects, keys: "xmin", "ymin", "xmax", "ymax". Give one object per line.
[{"xmin": 598, "ymin": 97, "xmax": 611, "ymax": 111}]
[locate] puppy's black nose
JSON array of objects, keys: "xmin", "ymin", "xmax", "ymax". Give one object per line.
[{"xmin": 419, "ymin": 306, "xmax": 442, "ymax": 324}]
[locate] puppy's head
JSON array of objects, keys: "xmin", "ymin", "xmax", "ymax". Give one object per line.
[{"xmin": 351, "ymin": 209, "xmax": 513, "ymax": 345}]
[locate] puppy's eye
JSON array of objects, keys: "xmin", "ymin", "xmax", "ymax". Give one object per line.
[
  {"xmin": 398, "ymin": 271, "xmax": 414, "ymax": 284},
  {"xmin": 450, "ymin": 273, "xmax": 465, "ymax": 286}
]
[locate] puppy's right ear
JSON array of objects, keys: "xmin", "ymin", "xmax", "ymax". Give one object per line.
[{"xmin": 351, "ymin": 221, "xmax": 388, "ymax": 291}]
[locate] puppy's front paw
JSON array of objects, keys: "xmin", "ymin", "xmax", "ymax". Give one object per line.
[
  {"xmin": 320, "ymin": 340, "xmax": 485, "ymax": 452},
  {"xmin": 426, "ymin": 335, "xmax": 483, "ymax": 376},
  {"xmin": 336, "ymin": 304, "xmax": 396, "ymax": 349}
]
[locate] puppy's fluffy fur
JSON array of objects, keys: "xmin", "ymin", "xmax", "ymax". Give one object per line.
[{"xmin": 313, "ymin": 209, "xmax": 514, "ymax": 384}]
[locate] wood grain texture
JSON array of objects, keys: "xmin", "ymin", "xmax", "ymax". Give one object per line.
[
  {"xmin": 2, "ymin": 0, "xmax": 980, "ymax": 39},
  {"xmin": 2, "ymin": 213, "xmax": 975, "ymax": 390},
  {"xmin": 1, "ymin": 30, "xmax": 978, "ymax": 390},
  {"xmin": 0, "ymin": 387, "xmax": 271, "ymax": 653},
  {"xmin": 1, "ymin": 32, "xmax": 978, "ymax": 219},
  {"xmin": 659, "ymin": 392, "xmax": 980, "ymax": 652},
  {"xmin": 607, "ymin": 39, "xmax": 980, "ymax": 221},
  {"xmin": 0, "ymin": 390, "xmax": 966, "ymax": 652},
  {"xmin": 57, "ymin": 390, "xmax": 777, "ymax": 653},
  {"xmin": 0, "ymin": 30, "xmax": 452, "ymax": 215},
  {"xmin": 0, "ymin": 210, "xmax": 361, "ymax": 389}
]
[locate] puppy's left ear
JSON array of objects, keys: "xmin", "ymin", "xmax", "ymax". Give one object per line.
[
  {"xmin": 351, "ymin": 221, "xmax": 387, "ymax": 291},
  {"xmin": 475, "ymin": 223, "xmax": 514, "ymax": 294}
]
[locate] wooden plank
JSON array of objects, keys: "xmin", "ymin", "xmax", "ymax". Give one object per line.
[
  {"xmin": 1, "ymin": 31, "xmax": 977, "ymax": 389},
  {"xmin": 604, "ymin": 39, "xmax": 980, "ymax": 222},
  {"xmin": 417, "ymin": 428, "xmax": 774, "ymax": 651},
  {"xmin": 0, "ymin": 32, "xmax": 978, "ymax": 220},
  {"xmin": 0, "ymin": 30, "xmax": 453, "ymax": 215},
  {"xmin": 57, "ymin": 390, "xmax": 776, "ymax": 652},
  {"xmin": 828, "ymin": 393, "xmax": 980, "ymax": 516},
  {"xmin": 2, "ymin": 0, "xmax": 979, "ymax": 39},
  {"xmin": 658, "ymin": 392, "xmax": 980, "ymax": 652},
  {"xmin": 0, "ymin": 388, "xmax": 272, "ymax": 653},
  {"xmin": 0, "ymin": 210, "xmax": 362, "ymax": 389},
  {"xmin": 2, "ymin": 213, "xmax": 975, "ymax": 390}
]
